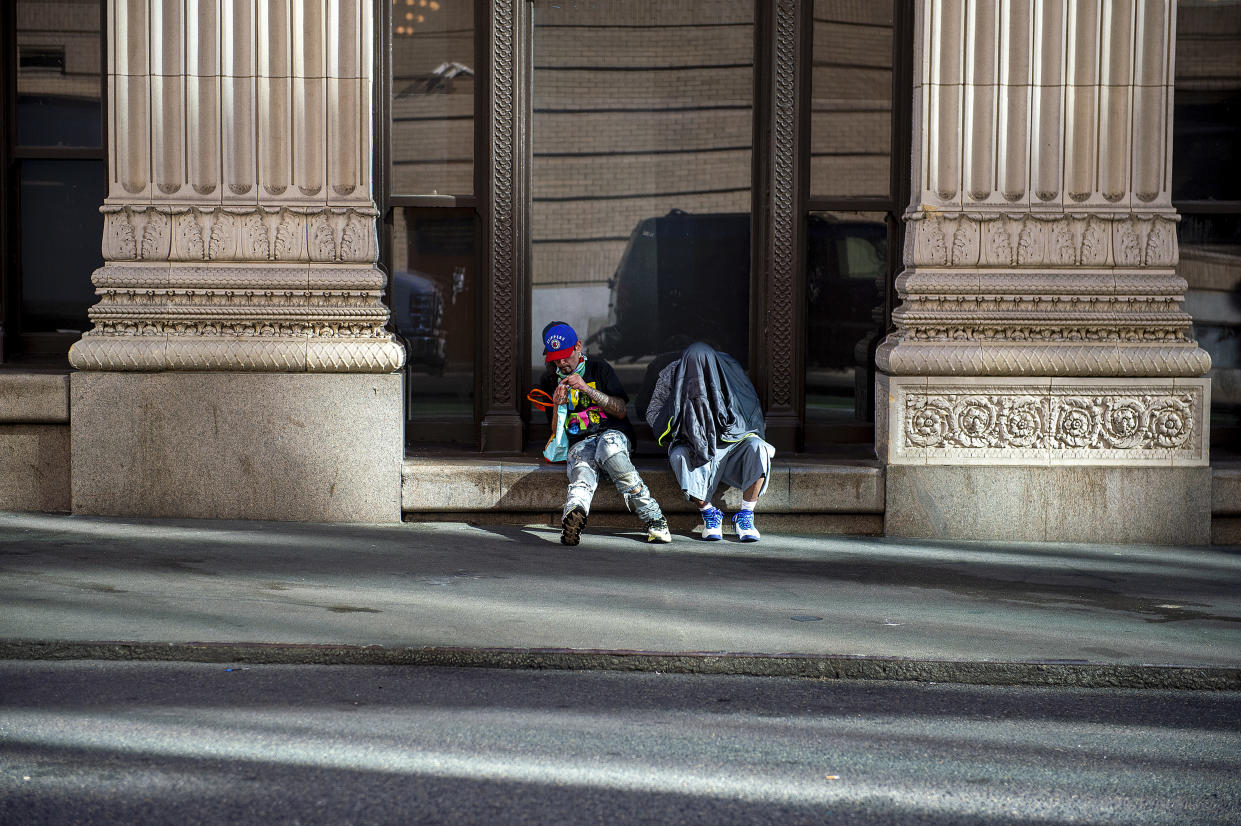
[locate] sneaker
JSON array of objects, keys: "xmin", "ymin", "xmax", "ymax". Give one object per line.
[
  {"xmin": 732, "ymin": 509, "xmax": 760, "ymax": 542},
  {"xmin": 646, "ymin": 517, "xmax": 672, "ymax": 544},
  {"xmin": 561, "ymin": 505, "xmax": 588, "ymax": 546},
  {"xmin": 700, "ymin": 507, "xmax": 723, "ymax": 541}
]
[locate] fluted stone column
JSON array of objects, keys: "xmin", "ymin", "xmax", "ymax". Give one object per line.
[
  {"xmin": 878, "ymin": 0, "xmax": 1212, "ymax": 543},
  {"xmin": 68, "ymin": 0, "xmax": 405, "ymax": 521}
]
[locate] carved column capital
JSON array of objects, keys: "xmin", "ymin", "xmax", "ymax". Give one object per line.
[{"xmin": 72, "ymin": 0, "xmax": 402, "ymax": 373}]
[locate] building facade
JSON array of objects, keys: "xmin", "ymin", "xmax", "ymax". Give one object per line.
[{"xmin": 1, "ymin": 0, "xmax": 1237, "ymax": 541}]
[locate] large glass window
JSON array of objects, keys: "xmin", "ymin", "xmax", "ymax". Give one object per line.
[
  {"xmin": 389, "ymin": 0, "xmax": 474, "ymax": 196},
  {"xmin": 1175, "ymin": 0, "xmax": 1241, "ymax": 453},
  {"xmin": 3, "ymin": 0, "xmax": 105, "ymax": 362},
  {"xmin": 528, "ymin": 0, "xmax": 754, "ymax": 423},
  {"xmin": 392, "ymin": 207, "xmax": 477, "ymax": 441},
  {"xmin": 805, "ymin": 0, "xmax": 904, "ymax": 446},
  {"xmin": 386, "ymin": 0, "xmax": 478, "ymax": 447},
  {"xmin": 809, "ymin": 0, "xmax": 892, "ymax": 198}
]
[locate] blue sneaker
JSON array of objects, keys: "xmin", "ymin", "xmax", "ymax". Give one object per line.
[
  {"xmin": 732, "ymin": 509, "xmax": 760, "ymax": 542},
  {"xmin": 700, "ymin": 507, "xmax": 723, "ymax": 541}
]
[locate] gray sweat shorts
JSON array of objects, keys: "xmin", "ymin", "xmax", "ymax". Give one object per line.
[{"xmin": 668, "ymin": 434, "xmax": 775, "ymax": 503}]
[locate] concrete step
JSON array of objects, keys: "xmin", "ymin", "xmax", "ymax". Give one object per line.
[{"xmin": 401, "ymin": 454, "xmax": 886, "ymax": 534}]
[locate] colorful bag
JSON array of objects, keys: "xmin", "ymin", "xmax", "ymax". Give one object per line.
[{"xmin": 527, "ymin": 388, "xmax": 569, "ymax": 463}]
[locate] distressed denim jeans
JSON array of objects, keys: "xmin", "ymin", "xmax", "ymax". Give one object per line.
[{"xmin": 563, "ymin": 429, "xmax": 663, "ymax": 524}]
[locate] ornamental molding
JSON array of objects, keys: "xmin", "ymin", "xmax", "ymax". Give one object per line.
[
  {"xmin": 876, "ymin": 342, "xmax": 1213, "ymax": 377},
  {"xmin": 68, "ymin": 337, "xmax": 406, "ymax": 373},
  {"xmin": 884, "ymin": 377, "xmax": 1208, "ymax": 466},
  {"xmin": 100, "ymin": 205, "xmax": 379, "ymax": 264},
  {"xmin": 70, "ymin": 261, "xmax": 405, "ymax": 373},
  {"xmin": 905, "ymin": 213, "xmax": 1177, "ymax": 269}
]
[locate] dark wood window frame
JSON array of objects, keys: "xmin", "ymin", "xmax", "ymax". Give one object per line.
[{"xmin": 0, "ymin": 0, "xmax": 108, "ymax": 365}]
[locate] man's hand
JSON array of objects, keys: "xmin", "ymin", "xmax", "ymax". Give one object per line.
[
  {"xmin": 553, "ymin": 373, "xmax": 627, "ymax": 419},
  {"xmin": 559, "ymin": 373, "xmax": 589, "ymax": 392}
]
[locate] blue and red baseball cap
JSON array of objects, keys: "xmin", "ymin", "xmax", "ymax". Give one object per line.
[{"xmin": 542, "ymin": 322, "xmax": 578, "ymax": 362}]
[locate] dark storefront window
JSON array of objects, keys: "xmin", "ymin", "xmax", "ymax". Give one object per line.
[
  {"xmin": 805, "ymin": 0, "xmax": 907, "ymax": 447},
  {"xmin": 528, "ymin": 0, "xmax": 754, "ymax": 420},
  {"xmin": 805, "ymin": 209, "xmax": 889, "ymax": 429},
  {"xmin": 1175, "ymin": 0, "xmax": 1241, "ymax": 452},
  {"xmin": 2, "ymin": 0, "xmax": 105, "ymax": 362},
  {"xmin": 393, "ymin": 207, "xmax": 477, "ymax": 440},
  {"xmin": 385, "ymin": 0, "xmax": 479, "ymax": 447}
]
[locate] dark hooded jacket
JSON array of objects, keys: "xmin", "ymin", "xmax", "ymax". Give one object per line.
[{"xmin": 644, "ymin": 342, "xmax": 765, "ymax": 469}]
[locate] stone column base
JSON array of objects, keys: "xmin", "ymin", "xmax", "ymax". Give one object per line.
[
  {"xmin": 876, "ymin": 373, "xmax": 1212, "ymax": 544},
  {"xmin": 71, "ymin": 372, "xmax": 403, "ymax": 522},
  {"xmin": 885, "ymin": 464, "xmax": 1211, "ymax": 544}
]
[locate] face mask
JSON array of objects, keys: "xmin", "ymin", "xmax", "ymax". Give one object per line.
[{"xmin": 556, "ymin": 354, "xmax": 587, "ymax": 380}]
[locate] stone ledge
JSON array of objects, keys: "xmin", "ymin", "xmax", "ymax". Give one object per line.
[
  {"xmin": 1212, "ymin": 464, "xmax": 1241, "ymax": 516},
  {"xmin": 401, "ymin": 456, "xmax": 885, "ymax": 516},
  {"xmin": 0, "ymin": 371, "xmax": 70, "ymax": 423}
]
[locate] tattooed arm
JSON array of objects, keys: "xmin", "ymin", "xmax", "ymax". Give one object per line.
[
  {"xmin": 559, "ymin": 373, "xmax": 628, "ymax": 419},
  {"xmin": 580, "ymin": 383, "xmax": 628, "ymax": 419}
]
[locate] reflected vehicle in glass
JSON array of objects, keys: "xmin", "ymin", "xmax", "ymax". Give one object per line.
[
  {"xmin": 391, "ymin": 270, "xmax": 448, "ymax": 375},
  {"xmin": 587, "ymin": 210, "xmax": 751, "ymax": 364},
  {"xmin": 587, "ymin": 211, "xmax": 885, "ymax": 371},
  {"xmin": 806, "ymin": 214, "xmax": 886, "ymax": 370}
]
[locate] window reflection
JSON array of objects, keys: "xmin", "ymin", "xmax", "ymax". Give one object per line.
[
  {"xmin": 1176, "ymin": 1, "xmax": 1241, "ymax": 445},
  {"xmin": 393, "ymin": 208, "xmax": 477, "ymax": 433},
  {"xmin": 805, "ymin": 212, "xmax": 888, "ymax": 424},
  {"xmin": 390, "ymin": 0, "xmax": 474, "ymax": 196},
  {"xmin": 810, "ymin": 0, "xmax": 893, "ymax": 198},
  {"xmin": 20, "ymin": 160, "xmax": 104, "ymax": 333},
  {"xmin": 16, "ymin": 0, "xmax": 101, "ymax": 148},
  {"xmin": 530, "ymin": 0, "xmax": 754, "ymax": 407}
]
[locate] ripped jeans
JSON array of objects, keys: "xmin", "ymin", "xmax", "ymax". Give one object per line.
[{"xmin": 563, "ymin": 429, "xmax": 663, "ymax": 525}]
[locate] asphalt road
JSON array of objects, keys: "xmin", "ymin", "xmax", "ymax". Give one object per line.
[{"xmin": 1, "ymin": 662, "xmax": 1239, "ymax": 825}]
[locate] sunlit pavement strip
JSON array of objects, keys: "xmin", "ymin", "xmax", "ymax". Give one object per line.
[
  {"xmin": 3, "ymin": 708, "xmax": 1231, "ymax": 821},
  {"xmin": 1, "ymin": 512, "xmax": 1239, "ymax": 688}
]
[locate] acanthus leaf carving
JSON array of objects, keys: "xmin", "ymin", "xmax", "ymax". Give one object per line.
[
  {"xmin": 1050, "ymin": 221, "xmax": 1077, "ymax": 265},
  {"xmin": 950, "ymin": 221, "xmax": 980, "ymax": 266},
  {"xmin": 310, "ymin": 213, "xmax": 337, "ymax": 262},
  {"xmin": 1115, "ymin": 221, "xmax": 1142, "ymax": 266},
  {"xmin": 1144, "ymin": 219, "xmax": 1175, "ymax": 266},
  {"xmin": 103, "ymin": 211, "xmax": 138, "ymax": 260},
  {"xmin": 338, "ymin": 212, "xmax": 370, "ymax": 263},
  {"xmin": 1079, "ymin": 218, "xmax": 1109, "ymax": 265},
  {"xmin": 983, "ymin": 220, "xmax": 1014, "ymax": 266},
  {"xmin": 140, "ymin": 212, "xmax": 171, "ymax": 260},
  {"xmin": 1016, "ymin": 222, "xmax": 1041, "ymax": 266},
  {"xmin": 274, "ymin": 212, "xmax": 306, "ymax": 260},
  {"xmin": 243, "ymin": 213, "xmax": 270, "ymax": 260},
  {"xmin": 209, "ymin": 213, "xmax": 236, "ymax": 260},
  {"xmin": 173, "ymin": 212, "xmax": 205, "ymax": 260}
]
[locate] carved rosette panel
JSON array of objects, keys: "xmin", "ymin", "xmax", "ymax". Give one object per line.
[{"xmin": 887, "ymin": 377, "xmax": 1208, "ymax": 466}]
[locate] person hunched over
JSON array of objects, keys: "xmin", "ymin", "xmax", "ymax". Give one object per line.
[{"xmin": 644, "ymin": 342, "xmax": 774, "ymax": 542}]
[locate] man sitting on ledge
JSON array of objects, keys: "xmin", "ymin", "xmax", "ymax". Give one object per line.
[{"xmin": 540, "ymin": 321, "xmax": 672, "ymax": 546}]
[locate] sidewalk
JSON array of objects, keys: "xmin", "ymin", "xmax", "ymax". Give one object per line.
[{"xmin": 1, "ymin": 511, "xmax": 1239, "ymax": 689}]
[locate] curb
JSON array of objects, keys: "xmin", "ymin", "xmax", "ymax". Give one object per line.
[{"xmin": 3, "ymin": 640, "xmax": 1238, "ymax": 691}]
